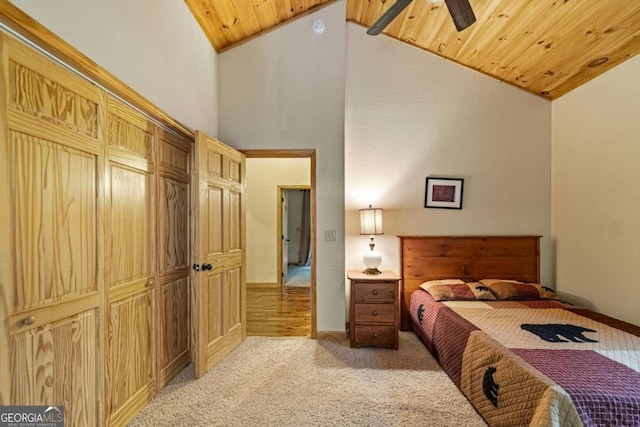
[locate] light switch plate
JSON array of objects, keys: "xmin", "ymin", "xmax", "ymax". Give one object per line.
[{"xmin": 324, "ymin": 230, "xmax": 336, "ymax": 241}]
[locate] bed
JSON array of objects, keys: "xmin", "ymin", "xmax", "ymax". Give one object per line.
[{"xmin": 399, "ymin": 235, "xmax": 640, "ymax": 426}]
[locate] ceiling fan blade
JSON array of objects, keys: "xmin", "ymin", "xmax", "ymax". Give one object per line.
[
  {"xmin": 367, "ymin": 0, "xmax": 413, "ymax": 36},
  {"xmin": 444, "ymin": 0, "xmax": 476, "ymax": 31}
]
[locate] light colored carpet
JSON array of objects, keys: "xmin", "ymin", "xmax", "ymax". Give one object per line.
[
  {"xmin": 129, "ymin": 332, "xmax": 487, "ymax": 427},
  {"xmin": 284, "ymin": 264, "xmax": 310, "ymax": 287}
]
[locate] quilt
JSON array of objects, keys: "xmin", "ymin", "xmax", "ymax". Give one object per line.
[{"xmin": 410, "ymin": 289, "xmax": 640, "ymax": 426}]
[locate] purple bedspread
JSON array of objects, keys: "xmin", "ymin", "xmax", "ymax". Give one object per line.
[{"xmin": 410, "ymin": 289, "xmax": 640, "ymax": 426}]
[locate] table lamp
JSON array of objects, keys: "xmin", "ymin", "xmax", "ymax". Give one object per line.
[{"xmin": 359, "ymin": 205, "xmax": 383, "ymax": 274}]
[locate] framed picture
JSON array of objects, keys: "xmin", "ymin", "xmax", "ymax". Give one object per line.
[{"xmin": 425, "ymin": 177, "xmax": 464, "ymax": 209}]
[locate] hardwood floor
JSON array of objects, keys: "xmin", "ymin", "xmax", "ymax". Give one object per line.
[{"xmin": 247, "ymin": 286, "xmax": 311, "ymax": 336}]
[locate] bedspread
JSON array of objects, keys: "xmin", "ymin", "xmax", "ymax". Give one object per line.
[{"xmin": 410, "ymin": 289, "xmax": 640, "ymax": 426}]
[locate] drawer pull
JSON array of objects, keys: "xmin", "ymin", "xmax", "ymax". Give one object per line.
[
  {"xmin": 372, "ymin": 289, "xmax": 379, "ymax": 295},
  {"xmin": 372, "ymin": 311, "xmax": 378, "ymax": 316},
  {"xmin": 145, "ymin": 280, "xmax": 153, "ymax": 287},
  {"xmin": 23, "ymin": 316, "xmax": 36, "ymax": 326},
  {"xmin": 373, "ymin": 332, "xmax": 379, "ymax": 338}
]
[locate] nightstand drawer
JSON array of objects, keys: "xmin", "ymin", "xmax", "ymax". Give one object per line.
[
  {"xmin": 354, "ymin": 325, "xmax": 396, "ymax": 346},
  {"xmin": 354, "ymin": 303, "xmax": 395, "ymax": 323},
  {"xmin": 353, "ymin": 282, "xmax": 396, "ymax": 303}
]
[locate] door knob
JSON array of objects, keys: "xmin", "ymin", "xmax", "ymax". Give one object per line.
[
  {"xmin": 202, "ymin": 263, "xmax": 213, "ymax": 271},
  {"xmin": 23, "ymin": 316, "xmax": 36, "ymax": 326},
  {"xmin": 193, "ymin": 264, "xmax": 200, "ymax": 271}
]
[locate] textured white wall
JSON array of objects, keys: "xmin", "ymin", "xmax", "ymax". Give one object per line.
[
  {"xmin": 10, "ymin": 0, "xmax": 218, "ymax": 135},
  {"xmin": 219, "ymin": 2, "xmax": 346, "ymax": 331},
  {"xmin": 552, "ymin": 55, "xmax": 640, "ymax": 326},
  {"xmin": 245, "ymin": 158, "xmax": 310, "ymax": 284},
  {"xmin": 345, "ymin": 24, "xmax": 553, "ymax": 283}
]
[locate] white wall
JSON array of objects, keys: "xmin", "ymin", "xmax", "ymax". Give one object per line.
[
  {"xmin": 245, "ymin": 158, "xmax": 310, "ymax": 284},
  {"xmin": 552, "ymin": 55, "xmax": 640, "ymax": 326},
  {"xmin": 218, "ymin": 2, "xmax": 346, "ymax": 331},
  {"xmin": 10, "ymin": 0, "xmax": 218, "ymax": 135},
  {"xmin": 345, "ymin": 25, "xmax": 553, "ymax": 283}
]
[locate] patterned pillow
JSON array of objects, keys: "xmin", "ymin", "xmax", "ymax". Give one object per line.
[
  {"xmin": 480, "ymin": 280, "xmax": 559, "ymax": 300},
  {"xmin": 479, "ymin": 279, "xmax": 523, "ymax": 286},
  {"xmin": 529, "ymin": 284, "xmax": 560, "ymax": 300},
  {"xmin": 421, "ymin": 282, "xmax": 496, "ymax": 302},
  {"xmin": 420, "ymin": 279, "xmax": 465, "ymax": 289}
]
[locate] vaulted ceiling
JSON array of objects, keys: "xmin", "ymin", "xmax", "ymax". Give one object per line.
[{"xmin": 185, "ymin": 0, "xmax": 640, "ymax": 100}]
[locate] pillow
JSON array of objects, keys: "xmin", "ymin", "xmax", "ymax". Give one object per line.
[
  {"xmin": 479, "ymin": 279, "xmax": 524, "ymax": 286},
  {"xmin": 531, "ymin": 284, "xmax": 560, "ymax": 300},
  {"xmin": 481, "ymin": 280, "xmax": 559, "ymax": 300},
  {"xmin": 421, "ymin": 282, "xmax": 496, "ymax": 302},
  {"xmin": 420, "ymin": 279, "xmax": 465, "ymax": 291}
]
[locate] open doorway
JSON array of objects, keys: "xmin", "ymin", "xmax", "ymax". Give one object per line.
[
  {"xmin": 242, "ymin": 149, "xmax": 316, "ymax": 338},
  {"xmin": 278, "ymin": 187, "xmax": 311, "ymax": 288}
]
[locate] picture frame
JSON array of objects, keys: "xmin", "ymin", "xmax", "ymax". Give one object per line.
[{"xmin": 425, "ymin": 177, "xmax": 464, "ymax": 209}]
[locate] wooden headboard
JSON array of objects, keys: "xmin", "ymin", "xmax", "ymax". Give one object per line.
[{"xmin": 399, "ymin": 235, "xmax": 541, "ymax": 330}]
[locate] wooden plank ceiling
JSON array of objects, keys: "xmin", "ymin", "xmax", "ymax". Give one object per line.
[{"xmin": 185, "ymin": 0, "xmax": 640, "ymax": 99}]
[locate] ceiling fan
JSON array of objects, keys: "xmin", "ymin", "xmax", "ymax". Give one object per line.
[{"xmin": 366, "ymin": 0, "xmax": 476, "ymax": 35}]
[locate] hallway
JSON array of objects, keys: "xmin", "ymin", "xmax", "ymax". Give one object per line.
[{"xmin": 284, "ymin": 264, "xmax": 311, "ymax": 287}]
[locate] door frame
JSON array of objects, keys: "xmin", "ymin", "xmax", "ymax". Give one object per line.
[
  {"xmin": 277, "ymin": 185, "xmax": 311, "ymax": 286},
  {"xmin": 241, "ymin": 149, "xmax": 317, "ymax": 339}
]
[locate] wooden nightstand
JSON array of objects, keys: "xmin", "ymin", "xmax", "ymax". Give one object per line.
[{"xmin": 347, "ymin": 270, "xmax": 401, "ymax": 349}]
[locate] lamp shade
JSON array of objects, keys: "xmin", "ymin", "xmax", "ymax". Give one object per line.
[{"xmin": 359, "ymin": 206, "xmax": 383, "ymax": 235}]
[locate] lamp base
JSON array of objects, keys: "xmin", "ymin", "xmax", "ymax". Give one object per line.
[{"xmin": 363, "ymin": 267, "xmax": 382, "ymax": 275}]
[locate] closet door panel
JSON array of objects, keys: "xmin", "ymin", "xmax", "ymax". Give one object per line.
[
  {"xmin": 11, "ymin": 309, "xmax": 98, "ymax": 427},
  {"xmin": 12, "ymin": 132, "xmax": 98, "ymax": 309},
  {"xmin": 109, "ymin": 165, "xmax": 154, "ymax": 287},
  {"xmin": 159, "ymin": 177, "xmax": 189, "ymax": 273},
  {"xmin": 156, "ymin": 186, "xmax": 190, "ymax": 388},
  {"xmin": 157, "ymin": 275, "xmax": 189, "ymax": 387},
  {"xmin": 1, "ymin": 34, "xmax": 104, "ymax": 426},
  {"xmin": 8, "ymin": 40, "xmax": 100, "ymax": 138},
  {"xmin": 107, "ymin": 290, "xmax": 153, "ymax": 415},
  {"xmin": 107, "ymin": 101, "xmax": 153, "ymax": 163},
  {"xmin": 158, "ymin": 131, "xmax": 190, "ymax": 183},
  {"xmin": 156, "ymin": 129, "xmax": 191, "ymax": 388},
  {"xmin": 106, "ymin": 97, "xmax": 155, "ymax": 425}
]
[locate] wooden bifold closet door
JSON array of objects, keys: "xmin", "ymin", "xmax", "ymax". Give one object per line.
[
  {"xmin": 0, "ymin": 34, "xmax": 104, "ymax": 426},
  {"xmin": 104, "ymin": 93, "xmax": 193, "ymax": 424},
  {"xmin": 105, "ymin": 96, "xmax": 156, "ymax": 425},
  {"xmin": 0, "ymin": 31, "xmax": 193, "ymax": 426},
  {"xmin": 0, "ymin": 27, "xmax": 246, "ymax": 425},
  {"xmin": 155, "ymin": 128, "xmax": 191, "ymax": 389}
]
